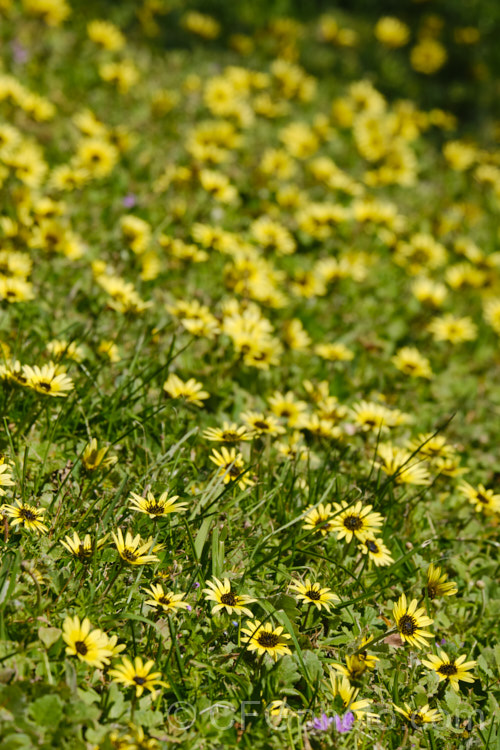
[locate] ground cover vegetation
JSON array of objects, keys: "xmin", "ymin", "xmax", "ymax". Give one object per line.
[{"xmin": 0, "ymin": 1, "xmax": 499, "ymax": 748}]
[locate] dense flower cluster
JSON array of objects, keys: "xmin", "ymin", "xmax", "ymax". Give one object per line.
[{"xmin": 0, "ymin": 3, "xmax": 497, "ymax": 749}]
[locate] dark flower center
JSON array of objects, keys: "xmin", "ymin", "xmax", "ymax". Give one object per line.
[
  {"xmin": 476, "ymin": 492, "xmax": 489, "ymax": 504},
  {"xmin": 343, "ymin": 514, "xmax": 363, "ymax": 531},
  {"xmin": 122, "ymin": 549, "xmax": 138, "ymax": 562},
  {"xmin": 410, "ymin": 712, "xmax": 424, "ymax": 726},
  {"xmin": 438, "ymin": 662, "xmax": 458, "ymax": 676},
  {"xmin": 145, "ymin": 502, "xmax": 165, "ymax": 515},
  {"xmin": 75, "ymin": 640, "xmax": 88, "ymax": 655},
  {"xmin": 159, "ymin": 595, "xmax": 172, "ymax": 605},
  {"xmin": 425, "ymin": 446, "xmax": 441, "ymax": 455},
  {"xmin": 78, "ymin": 544, "xmax": 91, "ymax": 560},
  {"xmin": 427, "ymin": 584, "xmax": 438, "ymax": 599},
  {"xmin": 220, "ymin": 592, "xmax": 237, "ymax": 606},
  {"xmin": 398, "ymin": 614, "xmax": 417, "ymax": 636},
  {"xmin": 253, "ymin": 420, "xmax": 270, "ymax": 431},
  {"xmin": 366, "ymin": 540, "xmax": 379, "ymax": 553},
  {"xmin": 228, "ymin": 465, "xmax": 241, "ymax": 477},
  {"xmin": 305, "ymin": 589, "xmax": 321, "ymax": 601},
  {"xmin": 19, "ymin": 508, "xmax": 37, "ymax": 521},
  {"xmin": 133, "ymin": 676, "xmax": 146, "ymax": 685},
  {"xmin": 409, "ymin": 249, "xmax": 430, "ymax": 265},
  {"xmin": 317, "ymin": 519, "xmax": 332, "ymax": 530},
  {"xmin": 222, "ymin": 431, "xmax": 239, "ymax": 441},
  {"xmin": 257, "ymin": 631, "xmax": 280, "ymax": 648},
  {"xmin": 38, "ymin": 381, "xmax": 52, "ymax": 391}
]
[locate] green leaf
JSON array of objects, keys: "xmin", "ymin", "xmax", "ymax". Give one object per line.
[
  {"xmin": 302, "ymin": 650, "xmax": 323, "ymax": 685},
  {"xmin": 2, "ymin": 734, "xmax": 35, "ymax": 749},
  {"xmin": 272, "ymin": 610, "xmax": 312, "ymax": 690},
  {"xmin": 211, "ymin": 526, "xmax": 225, "ymax": 578},
  {"xmin": 273, "ymin": 654, "xmax": 301, "ymax": 689},
  {"xmin": 0, "ymin": 684, "xmax": 27, "ymax": 717},
  {"xmin": 67, "ymin": 700, "xmax": 101, "ymax": 724},
  {"xmin": 38, "ymin": 626, "xmax": 62, "ymax": 649},
  {"xmin": 29, "ymin": 694, "xmax": 64, "ymax": 727},
  {"xmin": 445, "ymin": 688, "xmax": 461, "ymax": 713},
  {"xmin": 108, "ymin": 683, "xmax": 126, "ymax": 720},
  {"xmin": 270, "ymin": 594, "xmax": 301, "ymax": 622},
  {"xmin": 133, "ymin": 708, "xmax": 164, "ymax": 728},
  {"xmin": 194, "ymin": 517, "xmax": 212, "ymax": 561}
]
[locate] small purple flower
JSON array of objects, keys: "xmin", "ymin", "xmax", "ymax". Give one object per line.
[
  {"xmin": 231, "ymin": 620, "xmax": 238, "ymax": 626},
  {"xmin": 186, "ymin": 604, "xmax": 192, "ymax": 612},
  {"xmin": 334, "ymin": 711, "xmax": 355, "ymax": 733},
  {"xmin": 11, "ymin": 40, "xmax": 29, "ymax": 65},
  {"xmin": 307, "ymin": 713, "xmax": 334, "ymax": 733},
  {"xmin": 122, "ymin": 193, "xmax": 137, "ymax": 208},
  {"xmin": 192, "ymin": 581, "xmax": 200, "ymax": 589}
]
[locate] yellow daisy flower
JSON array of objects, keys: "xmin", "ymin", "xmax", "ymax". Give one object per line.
[
  {"xmin": 393, "ymin": 702, "xmax": 441, "ymax": 726},
  {"xmin": 112, "ymin": 529, "xmax": 160, "ymax": 565},
  {"xmin": 82, "ymin": 438, "xmax": 117, "ymax": 471},
  {"xmin": 393, "ymin": 594, "xmax": 433, "ymax": 649},
  {"xmin": 391, "ymin": 347, "xmax": 433, "ymax": 379},
  {"xmin": 0, "ymin": 459, "xmax": 15, "ymax": 495},
  {"xmin": 241, "ymin": 620, "xmax": 292, "ymax": 662},
  {"xmin": 202, "ymin": 577, "xmax": 256, "ymax": 617},
  {"xmin": 202, "ymin": 422, "xmax": 251, "ymax": 442},
  {"xmin": 129, "ymin": 491, "xmax": 188, "ymax": 519},
  {"xmin": 302, "ymin": 503, "xmax": 335, "ymax": 535},
  {"xmin": 331, "ymin": 638, "xmax": 379, "ymax": 680},
  {"xmin": 375, "ymin": 444, "xmax": 430, "ymax": 486},
  {"xmin": 209, "ymin": 447, "xmax": 253, "ymax": 488},
  {"xmin": 289, "ymin": 579, "xmax": 339, "ymax": 611},
  {"xmin": 22, "ymin": 362, "xmax": 74, "ymax": 396},
  {"xmin": 240, "ymin": 411, "xmax": 286, "ymax": 437},
  {"xmin": 421, "ymin": 650, "xmax": 476, "ymax": 691},
  {"xmin": 427, "ymin": 314, "xmax": 477, "ymax": 343},
  {"xmin": 87, "ymin": 19, "xmax": 125, "ymax": 51},
  {"xmin": 2, "ymin": 500, "xmax": 48, "ymax": 534},
  {"xmin": 143, "ymin": 583, "xmax": 190, "ymax": 614},
  {"xmin": 458, "ymin": 481, "xmax": 500, "ymax": 513},
  {"xmin": 62, "ymin": 615, "xmax": 113, "ymax": 669},
  {"xmin": 109, "ymin": 656, "xmax": 168, "ymax": 697},
  {"xmin": 426, "ymin": 563, "xmax": 458, "ymax": 599},
  {"xmin": 350, "ymin": 400, "xmax": 393, "ymax": 432},
  {"xmin": 163, "ymin": 373, "xmax": 209, "ymax": 407},
  {"xmin": 375, "ymin": 17, "xmax": 410, "ymax": 48},
  {"xmin": 267, "ymin": 391, "xmax": 308, "ymax": 426},
  {"xmin": 358, "ymin": 537, "xmax": 394, "ymax": 566},
  {"xmin": 60, "ymin": 531, "xmax": 107, "ymax": 562},
  {"xmin": 327, "ymin": 673, "xmax": 376, "ymax": 720},
  {"xmin": 331, "ymin": 500, "xmax": 383, "ymax": 543}
]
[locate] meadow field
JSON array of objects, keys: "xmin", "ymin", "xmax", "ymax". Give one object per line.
[{"xmin": 0, "ymin": 1, "xmax": 499, "ymax": 748}]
